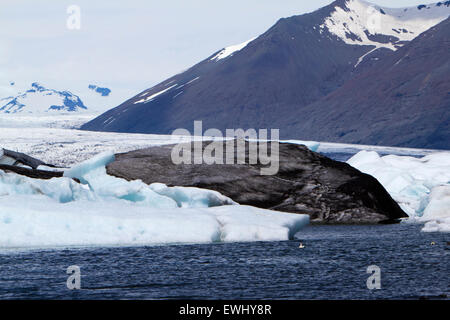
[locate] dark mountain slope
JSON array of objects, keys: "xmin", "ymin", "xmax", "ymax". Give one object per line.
[
  {"xmin": 285, "ymin": 17, "xmax": 450, "ymax": 149},
  {"xmin": 81, "ymin": 0, "xmax": 378, "ymax": 133}
]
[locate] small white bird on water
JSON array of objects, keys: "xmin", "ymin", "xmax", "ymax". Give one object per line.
[{"xmin": 298, "ymin": 242, "xmax": 305, "ymax": 249}]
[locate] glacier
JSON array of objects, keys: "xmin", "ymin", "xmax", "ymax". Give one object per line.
[
  {"xmin": 347, "ymin": 151, "xmax": 450, "ymax": 232},
  {"xmin": 0, "ymin": 127, "xmax": 322, "ymax": 168},
  {"xmin": 0, "ymin": 152, "xmax": 309, "ymax": 248}
]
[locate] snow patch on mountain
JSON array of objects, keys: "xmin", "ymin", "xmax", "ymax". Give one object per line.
[
  {"xmin": 134, "ymin": 76, "xmax": 202, "ymax": 106},
  {"xmin": 321, "ymin": 0, "xmax": 450, "ymax": 61},
  {"xmin": 134, "ymin": 84, "xmax": 178, "ymax": 104},
  {"xmin": 0, "ymin": 83, "xmax": 87, "ymax": 114},
  {"xmin": 210, "ymin": 37, "xmax": 257, "ymax": 61}
]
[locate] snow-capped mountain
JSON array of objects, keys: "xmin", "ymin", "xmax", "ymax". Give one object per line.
[
  {"xmin": 322, "ymin": 1, "xmax": 448, "ymax": 48},
  {"xmin": 0, "ymin": 83, "xmax": 87, "ymax": 114},
  {"xmin": 81, "ymin": 0, "xmax": 450, "ymax": 149},
  {"xmin": 285, "ymin": 16, "xmax": 450, "ymax": 149}
]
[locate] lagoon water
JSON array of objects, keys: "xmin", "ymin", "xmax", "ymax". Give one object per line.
[{"xmin": 0, "ymin": 224, "xmax": 448, "ymax": 300}]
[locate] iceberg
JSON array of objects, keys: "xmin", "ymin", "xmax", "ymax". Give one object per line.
[
  {"xmin": 0, "ymin": 152, "xmax": 309, "ymax": 248},
  {"xmin": 0, "ymin": 197, "xmax": 308, "ymax": 248},
  {"xmin": 279, "ymin": 140, "xmax": 320, "ymax": 152},
  {"xmin": 62, "ymin": 152, "xmax": 236, "ymax": 208},
  {"xmin": 420, "ymin": 186, "xmax": 450, "ymax": 233},
  {"xmin": 347, "ymin": 151, "xmax": 450, "ymax": 232}
]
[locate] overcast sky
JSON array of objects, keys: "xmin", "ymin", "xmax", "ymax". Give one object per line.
[{"xmin": 0, "ymin": 0, "xmax": 437, "ymax": 107}]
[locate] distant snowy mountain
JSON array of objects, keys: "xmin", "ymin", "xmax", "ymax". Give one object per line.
[
  {"xmin": 81, "ymin": 0, "xmax": 450, "ymax": 149},
  {"xmin": 0, "ymin": 96, "xmax": 14, "ymax": 104},
  {"xmin": 0, "ymin": 83, "xmax": 87, "ymax": 114},
  {"xmin": 88, "ymin": 84, "xmax": 111, "ymax": 97}
]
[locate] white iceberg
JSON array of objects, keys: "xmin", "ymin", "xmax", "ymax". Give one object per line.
[
  {"xmin": 280, "ymin": 140, "xmax": 320, "ymax": 152},
  {"xmin": 348, "ymin": 150, "xmax": 450, "ymax": 232},
  {"xmin": 420, "ymin": 186, "xmax": 450, "ymax": 233},
  {"xmin": 0, "ymin": 197, "xmax": 308, "ymax": 248},
  {"xmin": 0, "ymin": 152, "xmax": 309, "ymax": 248}
]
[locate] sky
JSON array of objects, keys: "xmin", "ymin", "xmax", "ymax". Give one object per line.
[{"xmin": 0, "ymin": 0, "xmax": 440, "ymax": 110}]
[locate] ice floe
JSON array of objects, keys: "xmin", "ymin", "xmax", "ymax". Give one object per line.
[
  {"xmin": 348, "ymin": 150, "xmax": 450, "ymax": 232},
  {"xmin": 0, "ymin": 152, "xmax": 309, "ymax": 248}
]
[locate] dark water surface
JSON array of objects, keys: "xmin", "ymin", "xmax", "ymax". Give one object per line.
[{"xmin": 0, "ymin": 223, "xmax": 448, "ymax": 300}]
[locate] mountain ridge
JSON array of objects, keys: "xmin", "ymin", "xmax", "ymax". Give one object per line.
[
  {"xmin": 81, "ymin": 0, "xmax": 450, "ymax": 149},
  {"xmin": 283, "ymin": 16, "xmax": 450, "ymax": 149}
]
